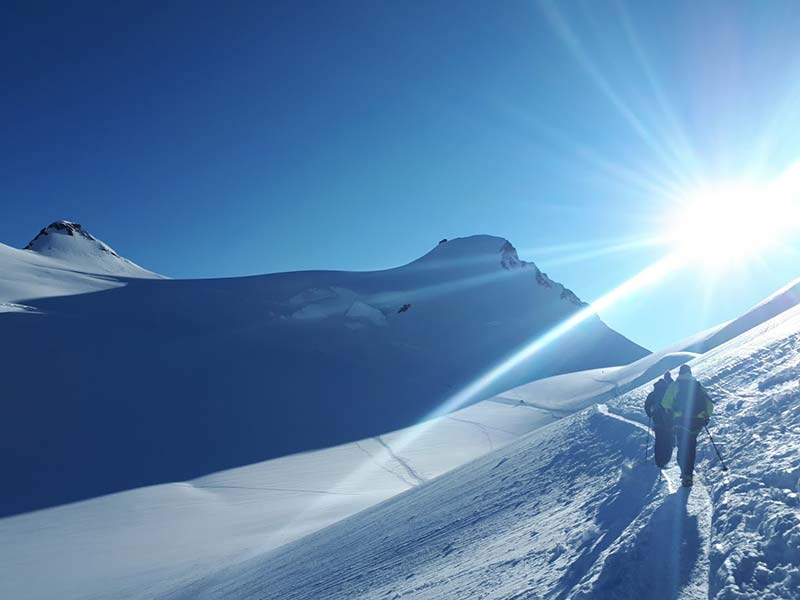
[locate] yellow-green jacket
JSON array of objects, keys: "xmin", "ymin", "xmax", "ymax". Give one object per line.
[{"xmin": 660, "ymin": 373, "xmax": 713, "ymax": 433}]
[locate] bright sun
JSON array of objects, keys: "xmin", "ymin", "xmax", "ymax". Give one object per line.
[{"xmin": 668, "ymin": 180, "xmax": 796, "ymax": 268}]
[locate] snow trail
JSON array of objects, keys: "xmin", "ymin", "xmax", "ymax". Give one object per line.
[
  {"xmin": 374, "ymin": 436, "xmax": 427, "ymax": 486},
  {"xmin": 488, "ymin": 396, "xmax": 572, "ymax": 417},
  {"xmin": 354, "ymin": 441, "xmax": 417, "ymax": 488},
  {"xmin": 446, "ymin": 416, "xmax": 496, "ymax": 450},
  {"xmin": 586, "ymin": 404, "xmax": 714, "ymax": 599},
  {"xmin": 191, "ymin": 484, "xmax": 360, "ymax": 497},
  {"xmin": 596, "ymin": 403, "xmax": 678, "ymax": 493}
]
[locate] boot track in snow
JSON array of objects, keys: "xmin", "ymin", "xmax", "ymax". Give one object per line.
[{"xmin": 588, "ymin": 403, "xmax": 714, "ymax": 599}]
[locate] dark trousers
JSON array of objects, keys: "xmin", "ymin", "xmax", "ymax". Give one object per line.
[
  {"xmin": 676, "ymin": 428, "xmax": 699, "ymax": 478},
  {"xmin": 653, "ymin": 425, "xmax": 674, "ymax": 468}
]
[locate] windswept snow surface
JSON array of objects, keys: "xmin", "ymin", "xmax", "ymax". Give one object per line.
[
  {"xmin": 0, "ymin": 399, "xmax": 557, "ymax": 600},
  {"xmin": 171, "ymin": 294, "xmax": 800, "ymax": 599},
  {"xmin": 1, "ymin": 233, "xmax": 647, "ymax": 515}
]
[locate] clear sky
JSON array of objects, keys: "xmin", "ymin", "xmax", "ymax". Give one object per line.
[{"xmin": 3, "ymin": 1, "xmax": 800, "ymax": 350}]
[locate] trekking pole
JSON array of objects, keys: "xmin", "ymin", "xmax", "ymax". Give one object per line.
[
  {"xmin": 644, "ymin": 416, "xmax": 652, "ymax": 462},
  {"xmin": 704, "ymin": 425, "xmax": 728, "ymax": 471}
]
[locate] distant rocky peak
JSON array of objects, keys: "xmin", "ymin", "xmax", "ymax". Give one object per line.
[
  {"xmin": 24, "ymin": 221, "xmax": 121, "ymax": 258},
  {"xmin": 499, "ymin": 241, "xmax": 525, "ymax": 270},
  {"xmin": 533, "ymin": 265, "xmax": 586, "ymax": 307}
]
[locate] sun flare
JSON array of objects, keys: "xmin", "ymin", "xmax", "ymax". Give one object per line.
[{"xmin": 668, "ymin": 180, "xmax": 797, "ymax": 268}]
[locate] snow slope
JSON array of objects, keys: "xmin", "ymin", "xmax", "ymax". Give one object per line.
[
  {"xmin": 0, "ymin": 348, "xmax": 685, "ymax": 600},
  {"xmin": 169, "ymin": 287, "xmax": 800, "ymax": 599},
  {"xmin": 0, "ymin": 230, "xmax": 647, "ymax": 516},
  {"xmin": 687, "ymin": 275, "xmax": 800, "ymax": 352},
  {"xmin": 0, "ymin": 399, "xmax": 556, "ymax": 600},
  {"xmin": 492, "ymin": 276, "xmax": 800, "ymax": 416}
]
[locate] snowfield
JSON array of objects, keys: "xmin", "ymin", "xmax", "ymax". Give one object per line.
[
  {"xmin": 0, "ymin": 399, "xmax": 557, "ymax": 600},
  {"xmin": 160, "ymin": 292, "xmax": 800, "ymax": 599}
]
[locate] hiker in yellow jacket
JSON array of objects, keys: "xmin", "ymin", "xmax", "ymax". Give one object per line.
[{"xmin": 660, "ymin": 364, "xmax": 714, "ymax": 487}]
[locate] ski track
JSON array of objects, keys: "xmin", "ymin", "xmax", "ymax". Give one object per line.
[
  {"xmin": 446, "ymin": 416, "xmax": 506, "ymax": 450},
  {"xmin": 354, "ymin": 441, "xmax": 416, "ymax": 488},
  {"xmin": 447, "ymin": 416, "xmax": 519, "ymax": 438},
  {"xmin": 190, "ymin": 484, "xmax": 360, "ymax": 497},
  {"xmin": 374, "ymin": 436, "xmax": 426, "ymax": 486},
  {"xmin": 488, "ymin": 396, "xmax": 572, "ymax": 416}
]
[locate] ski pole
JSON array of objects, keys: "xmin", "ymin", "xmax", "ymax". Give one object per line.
[
  {"xmin": 644, "ymin": 416, "xmax": 652, "ymax": 462},
  {"xmin": 704, "ymin": 425, "xmax": 728, "ymax": 471}
]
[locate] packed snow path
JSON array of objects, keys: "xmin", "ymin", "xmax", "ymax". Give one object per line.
[
  {"xmin": 597, "ymin": 403, "xmax": 679, "ymax": 493},
  {"xmin": 591, "ymin": 404, "xmax": 713, "ymax": 599},
  {"xmin": 613, "ymin": 303, "xmax": 800, "ymax": 599}
]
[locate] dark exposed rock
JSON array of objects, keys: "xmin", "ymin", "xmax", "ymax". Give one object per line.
[
  {"xmin": 560, "ymin": 288, "xmax": 586, "ymax": 307},
  {"xmin": 499, "ymin": 241, "xmax": 527, "ymax": 270},
  {"xmin": 535, "ymin": 270, "xmax": 554, "ymax": 288}
]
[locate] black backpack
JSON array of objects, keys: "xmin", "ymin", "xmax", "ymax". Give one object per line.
[{"xmin": 644, "ymin": 380, "xmax": 667, "ymax": 418}]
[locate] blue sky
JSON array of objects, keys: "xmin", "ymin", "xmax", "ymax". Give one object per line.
[{"xmin": 3, "ymin": 1, "xmax": 800, "ymax": 350}]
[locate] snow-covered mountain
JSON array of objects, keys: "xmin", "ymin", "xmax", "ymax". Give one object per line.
[
  {"xmin": 3, "ymin": 223, "xmax": 800, "ymax": 599},
  {"xmin": 5, "ymin": 270, "xmax": 794, "ymax": 600},
  {"xmin": 0, "ymin": 221, "xmax": 161, "ymax": 314},
  {"xmin": 23, "ymin": 220, "xmax": 156, "ymax": 275},
  {"xmin": 0, "ymin": 227, "xmax": 647, "ymax": 517}
]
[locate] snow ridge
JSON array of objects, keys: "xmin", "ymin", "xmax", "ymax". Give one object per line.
[{"xmin": 415, "ymin": 236, "xmax": 587, "ymax": 307}]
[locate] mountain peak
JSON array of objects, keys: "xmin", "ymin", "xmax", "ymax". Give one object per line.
[
  {"xmin": 22, "ymin": 220, "xmax": 160, "ymax": 278},
  {"xmin": 417, "ymin": 235, "xmax": 586, "ymax": 307},
  {"xmin": 25, "ymin": 221, "xmax": 121, "ymax": 257},
  {"xmin": 417, "ymin": 235, "xmax": 519, "ymax": 266}
]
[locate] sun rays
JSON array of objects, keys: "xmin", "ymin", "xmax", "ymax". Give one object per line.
[{"xmin": 293, "ymin": 3, "xmax": 800, "ymax": 518}]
